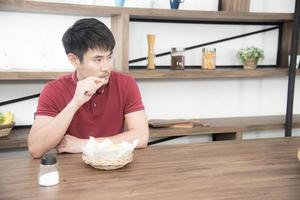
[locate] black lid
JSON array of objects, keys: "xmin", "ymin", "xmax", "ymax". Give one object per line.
[{"xmin": 41, "ymin": 154, "xmax": 57, "ymax": 165}]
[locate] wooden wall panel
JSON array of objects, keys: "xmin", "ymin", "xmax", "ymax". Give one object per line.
[{"xmin": 111, "ymin": 14, "xmax": 129, "ymax": 72}]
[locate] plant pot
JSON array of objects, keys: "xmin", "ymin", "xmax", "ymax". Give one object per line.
[{"xmin": 243, "ymin": 58, "xmax": 257, "ymax": 70}]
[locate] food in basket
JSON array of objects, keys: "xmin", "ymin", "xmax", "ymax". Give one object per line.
[
  {"xmin": 82, "ymin": 137, "xmax": 139, "ymax": 170},
  {"xmin": 0, "ymin": 112, "xmax": 15, "ymax": 137},
  {"xmin": 0, "ymin": 112, "xmax": 14, "ymax": 125}
]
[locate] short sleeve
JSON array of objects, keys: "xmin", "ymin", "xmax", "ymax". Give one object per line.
[
  {"xmin": 35, "ymin": 83, "xmax": 60, "ymax": 118},
  {"xmin": 124, "ymin": 77, "xmax": 144, "ymax": 115}
]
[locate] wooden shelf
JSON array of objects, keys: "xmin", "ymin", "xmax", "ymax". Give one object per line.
[
  {"xmin": 0, "ymin": 1, "xmax": 293, "ymax": 23},
  {"xmin": 1, "ymin": 115, "xmax": 300, "ymax": 150},
  {"xmin": 0, "ymin": 68, "xmax": 299, "ymax": 80},
  {"xmin": 129, "ymin": 68, "xmax": 298, "ymax": 79},
  {"xmin": 150, "ymin": 114, "xmax": 300, "ymax": 137},
  {"xmin": 0, "ymin": 71, "xmax": 71, "ymax": 81},
  {"xmin": 0, "ymin": 1, "xmax": 295, "ymax": 75}
]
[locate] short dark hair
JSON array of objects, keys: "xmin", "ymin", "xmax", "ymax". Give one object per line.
[{"xmin": 62, "ymin": 18, "xmax": 115, "ymax": 62}]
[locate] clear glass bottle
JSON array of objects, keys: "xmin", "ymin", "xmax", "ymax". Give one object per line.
[
  {"xmin": 202, "ymin": 48, "xmax": 216, "ymax": 70},
  {"xmin": 39, "ymin": 154, "xmax": 59, "ymax": 187},
  {"xmin": 171, "ymin": 47, "xmax": 185, "ymax": 70}
]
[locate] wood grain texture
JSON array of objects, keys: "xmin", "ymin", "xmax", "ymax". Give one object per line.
[
  {"xmin": 0, "ymin": 127, "xmax": 29, "ymax": 149},
  {"xmin": 2, "ymin": 115, "xmax": 300, "ymax": 150},
  {"xmin": 1, "ymin": 69, "xmax": 299, "ymax": 80},
  {"xmin": 111, "ymin": 14, "xmax": 130, "ymax": 72},
  {"xmin": 150, "ymin": 115, "xmax": 300, "ymax": 137},
  {"xmin": 280, "ymin": 22, "xmax": 293, "ymax": 68},
  {"xmin": 219, "ymin": 0, "xmax": 250, "ymax": 12},
  {"xmin": 0, "ymin": 71, "xmax": 72, "ymax": 80},
  {"xmin": 128, "ymin": 68, "xmax": 298, "ymax": 80},
  {"xmin": 0, "ymin": 1, "xmax": 293, "ymax": 23},
  {"xmin": 1, "ymin": 137, "xmax": 300, "ymax": 199}
]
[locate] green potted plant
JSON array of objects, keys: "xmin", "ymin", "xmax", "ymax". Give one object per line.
[{"xmin": 238, "ymin": 46, "xmax": 264, "ymax": 70}]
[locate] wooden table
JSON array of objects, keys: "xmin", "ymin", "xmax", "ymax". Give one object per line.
[{"xmin": 1, "ymin": 137, "xmax": 300, "ymax": 200}]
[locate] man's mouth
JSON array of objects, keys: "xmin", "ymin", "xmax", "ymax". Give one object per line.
[{"xmin": 99, "ymin": 73, "xmax": 109, "ymax": 78}]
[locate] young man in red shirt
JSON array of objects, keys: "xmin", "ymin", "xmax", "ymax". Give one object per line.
[{"xmin": 28, "ymin": 18, "xmax": 149, "ymax": 158}]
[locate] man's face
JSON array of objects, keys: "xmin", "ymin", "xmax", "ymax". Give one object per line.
[{"xmin": 76, "ymin": 48, "xmax": 113, "ymax": 84}]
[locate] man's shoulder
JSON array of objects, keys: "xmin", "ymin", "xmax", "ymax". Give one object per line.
[{"xmin": 42, "ymin": 72, "xmax": 74, "ymax": 92}]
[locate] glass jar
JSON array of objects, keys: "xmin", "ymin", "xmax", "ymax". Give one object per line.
[
  {"xmin": 171, "ymin": 47, "xmax": 185, "ymax": 70},
  {"xmin": 202, "ymin": 48, "xmax": 216, "ymax": 70},
  {"xmin": 39, "ymin": 154, "xmax": 59, "ymax": 186}
]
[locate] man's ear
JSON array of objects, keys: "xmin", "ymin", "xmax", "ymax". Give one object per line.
[{"xmin": 67, "ymin": 53, "xmax": 80, "ymax": 69}]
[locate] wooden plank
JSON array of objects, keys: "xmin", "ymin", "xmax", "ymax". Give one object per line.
[
  {"xmin": 128, "ymin": 9, "xmax": 292, "ymax": 23},
  {"xmin": 0, "ymin": 71, "xmax": 72, "ymax": 80},
  {"xmin": 3, "ymin": 115, "xmax": 300, "ymax": 150},
  {"xmin": 128, "ymin": 68, "xmax": 292, "ymax": 79},
  {"xmin": 219, "ymin": 0, "xmax": 250, "ymax": 12},
  {"xmin": 0, "ymin": 1, "xmax": 293, "ymax": 23},
  {"xmin": 1, "ymin": 68, "xmax": 299, "ymax": 80},
  {"xmin": 111, "ymin": 14, "xmax": 130, "ymax": 72},
  {"xmin": 0, "ymin": 127, "xmax": 28, "ymax": 149},
  {"xmin": 150, "ymin": 115, "xmax": 300, "ymax": 137},
  {"xmin": 279, "ymin": 21, "xmax": 293, "ymax": 68},
  {"xmin": 1, "ymin": 137, "xmax": 300, "ymax": 199},
  {"xmin": 0, "ymin": 0, "xmax": 121, "ymax": 17}
]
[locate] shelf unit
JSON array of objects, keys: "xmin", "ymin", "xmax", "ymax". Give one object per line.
[
  {"xmin": 0, "ymin": 0, "xmax": 296, "ymax": 80},
  {"xmin": 2, "ymin": 114, "xmax": 300, "ymax": 150},
  {"xmin": 1, "ymin": 68, "xmax": 300, "ymax": 80},
  {"xmin": 0, "ymin": 1, "xmax": 299, "ymax": 148}
]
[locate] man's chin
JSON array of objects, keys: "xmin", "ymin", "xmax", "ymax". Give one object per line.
[{"xmin": 100, "ymin": 74, "xmax": 110, "ymax": 83}]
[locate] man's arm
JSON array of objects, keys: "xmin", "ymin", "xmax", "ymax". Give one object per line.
[
  {"xmin": 28, "ymin": 77, "xmax": 104, "ymax": 158},
  {"xmin": 28, "ymin": 101, "xmax": 79, "ymax": 158},
  {"xmin": 56, "ymin": 109, "xmax": 149, "ymax": 153}
]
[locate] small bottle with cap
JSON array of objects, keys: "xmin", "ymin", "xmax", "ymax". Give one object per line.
[{"xmin": 39, "ymin": 154, "xmax": 59, "ymax": 186}]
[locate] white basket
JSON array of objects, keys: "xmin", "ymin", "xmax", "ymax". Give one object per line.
[{"xmin": 82, "ymin": 153, "xmax": 133, "ymax": 170}]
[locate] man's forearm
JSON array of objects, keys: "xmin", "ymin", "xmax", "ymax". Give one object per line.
[{"xmin": 28, "ymin": 102, "xmax": 79, "ymax": 158}]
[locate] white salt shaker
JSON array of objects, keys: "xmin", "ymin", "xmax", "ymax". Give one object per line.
[{"xmin": 39, "ymin": 154, "xmax": 59, "ymax": 186}]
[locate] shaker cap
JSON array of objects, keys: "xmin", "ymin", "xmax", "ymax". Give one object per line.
[
  {"xmin": 171, "ymin": 47, "xmax": 185, "ymax": 52},
  {"xmin": 202, "ymin": 48, "xmax": 216, "ymax": 52},
  {"xmin": 41, "ymin": 154, "xmax": 57, "ymax": 165}
]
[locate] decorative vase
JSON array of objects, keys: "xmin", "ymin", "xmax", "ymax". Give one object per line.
[
  {"xmin": 114, "ymin": 0, "xmax": 125, "ymax": 7},
  {"xmin": 243, "ymin": 58, "xmax": 257, "ymax": 70},
  {"xmin": 169, "ymin": 0, "xmax": 185, "ymax": 9},
  {"xmin": 147, "ymin": 34, "xmax": 156, "ymax": 70}
]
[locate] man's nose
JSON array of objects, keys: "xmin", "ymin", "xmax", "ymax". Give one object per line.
[{"xmin": 100, "ymin": 59, "xmax": 109, "ymax": 71}]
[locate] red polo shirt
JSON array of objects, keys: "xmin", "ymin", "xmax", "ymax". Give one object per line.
[{"xmin": 35, "ymin": 71, "xmax": 144, "ymax": 138}]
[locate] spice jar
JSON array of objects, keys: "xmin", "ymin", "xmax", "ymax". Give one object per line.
[
  {"xmin": 202, "ymin": 48, "xmax": 216, "ymax": 70},
  {"xmin": 171, "ymin": 47, "xmax": 185, "ymax": 70},
  {"xmin": 39, "ymin": 154, "xmax": 59, "ymax": 186}
]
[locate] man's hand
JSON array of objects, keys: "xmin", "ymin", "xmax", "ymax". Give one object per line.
[
  {"xmin": 56, "ymin": 135, "xmax": 87, "ymax": 154},
  {"xmin": 70, "ymin": 77, "xmax": 105, "ymax": 108}
]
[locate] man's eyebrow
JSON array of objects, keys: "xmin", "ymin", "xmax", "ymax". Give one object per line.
[{"xmin": 92, "ymin": 51, "xmax": 113, "ymax": 59}]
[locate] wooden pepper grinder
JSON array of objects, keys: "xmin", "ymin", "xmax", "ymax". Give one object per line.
[{"xmin": 147, "ymin": 34, "xmax": 156, "ymax": 70}]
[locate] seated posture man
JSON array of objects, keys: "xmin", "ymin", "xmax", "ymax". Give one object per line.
[{"xmin": 28, "ymin": 18, "xmax": 149, "ymax": 158}]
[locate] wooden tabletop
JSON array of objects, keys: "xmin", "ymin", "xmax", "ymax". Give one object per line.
[{"xmin": 1, "ymin": 137, "xmax": 300, "ymax": 200}]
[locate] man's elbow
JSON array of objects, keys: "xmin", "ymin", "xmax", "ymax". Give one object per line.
[
  {"xmin": 28, "ymin": 143, "xmax": 45, "ymax": 159},
  {"xmin": 28, "ymin": 136, "xmax": 45, "ymax": 159},
  {"xmin": 136, "ymin": 129, "xmax": 149, "ymax": 148}
]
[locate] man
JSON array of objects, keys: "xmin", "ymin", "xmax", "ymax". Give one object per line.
[{"xmin": 28, "ymin": 18, "xmax": 149, "ymax": 158}]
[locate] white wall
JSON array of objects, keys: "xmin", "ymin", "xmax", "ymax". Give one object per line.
[{"xmin": 0, "ymin": 0, "xmax": 299, "ymax": 143}]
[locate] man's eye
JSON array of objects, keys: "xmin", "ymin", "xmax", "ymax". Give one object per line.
[
  {"xmin": 108, "ymin": 56, "xmax": 112, "ymax": 61},
  {"xmin": 96, "ymin": 59, "xmax": 101, "ymax": 62}
]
